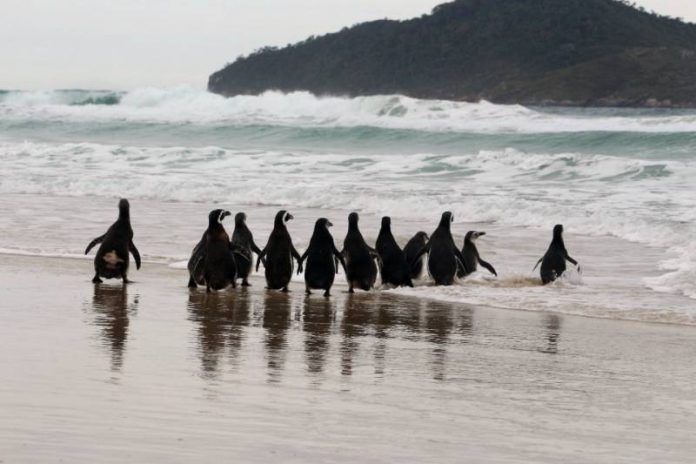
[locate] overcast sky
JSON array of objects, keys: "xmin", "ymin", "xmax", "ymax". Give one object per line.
[{"xmin": 2, "ymin": 0, "xmax": 695, "ymax": 90}]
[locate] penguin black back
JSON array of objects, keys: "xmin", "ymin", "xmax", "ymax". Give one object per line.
[
  {"xmin": 85, "ymin": 198, "xmax": 141, "ymax": 284},
  {"xmin": 458, "ymin": 231, "xmax": 497, "ymax": 278},
  {"xmin": 256, "ymin": 210, "xmax": 302, "ymax": 292},
  {"xmin": 403, "ymin": 231, "xmax": 429, "ymax": 280},
  {"xmin": 202, "ymin": 209, "xmax": 237, "ymax": 292},
  {"xmin": 415, "ymin": 212, "xmax": 467, "ymax": 286},
  {"xmin": 301, "ymin": 218, "xmax": 346, "ymax": 297},
  {"xmin": 375, "ymin": 216, "xmax": 413, "ymax": 288},
  {"xmin": 342, "ymin": 212, "xmax": 379, "ymax": 292},
  {"xmin": 535, "ymin": 224, "xmax": 579, "ymax": 284},
  {"xmin": 231, "ymin": 212, "xmax": 263, "ymax": 286}
]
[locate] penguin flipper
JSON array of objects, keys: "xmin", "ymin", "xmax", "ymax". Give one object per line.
[
  {"xmin": 298, "ymin": 248, "xmax": 308, "ymax": 274},
  {"xmin": 129, "ymin": 240, "xmax": 141, "ymax": 270},
  {"xmin": 369, "ymin": 249, "xmax": 383, "ymax": 269},
  {"xmin": 256, "ymin": 248, "xmax": 267, "ymax": 272},
  {"xmin": 566, "ymin": 254, "xmax": 579, "ymax": 266},
  {"xmin": 411, "ymin": 243, "xmax": 430, "ymax": 268},
  {"xmin": 532, "ymin": 257, "xmax": 543, "ymax": 272},
  {"xmin": 478, "ymin": 258, "xmax": 497, "ymax": 277},
  {"xmin": 455, "ymin": 256, "xmax": 467, "ymax": 276},
  {"xmin": 333, "ymin": 245, "xmax": 347, "ymax": 274},
  {"xmin": 231, "ymin": 243, "xmax": 251, "ymax": 261},
  {"xmin": 85, "ymin": 234, "xmax": 105, "ymax": 255},
  {"xmin": 455, "ymin": 248, "xmax": 469, "ymax": 275},
  {"xmin": 250, "ymin": 240, "xmax": 263, "ymax": 255}
]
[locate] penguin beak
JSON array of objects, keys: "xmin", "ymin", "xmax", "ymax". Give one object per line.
[
  {"xmin": 478, "ymin": 232, "xmax": 486, "ymax": 238},
  {"xmin": 286, "ymin": 213, "xmax": 294, "ymax": 221},
  {"xmin": 327, "ymin": 221, "xmax": 333, "ymax": 228},
  {"xmin": 223, "ymin": 211, "xmax": 231, "ymax": 219}
]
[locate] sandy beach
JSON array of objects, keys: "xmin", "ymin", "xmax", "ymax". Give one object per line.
[{"xmin": 1, "ymin": 254, "xmax": 695, "ymax": 463}]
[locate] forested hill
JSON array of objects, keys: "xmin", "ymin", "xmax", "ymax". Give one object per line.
[{"xmin": 208, "ymin": 0, "xmax": 696, "ymax": 107}]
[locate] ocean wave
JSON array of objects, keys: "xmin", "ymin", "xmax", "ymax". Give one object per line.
[
  {"xmin": 0, "ymin": 89, "xmax": 122, "ymax": 107},
  {"xmin": 1, "ymin": 140, "xmax": 694, "ymax": 305},
  {"xmin": 2, "ymin": 86, "xmax": 696, "ymax": 134}
]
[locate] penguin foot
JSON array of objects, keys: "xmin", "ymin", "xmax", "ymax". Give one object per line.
[
  {"xmin": 323, "ymin": 290, "xmax": 331, "ymax": 298},
  {"xmin": 282, "ymin": 287, "xmax": 290, "ymax": 293},
  {"xmin": 92, "ymin": 275, "xmax": 103, "ymax": 284},
  {"xmin": 187, "ymin": 277, "xmax": 197, "ymax": 289},
  {"xmin": 242, "ymin": 279, "xmax": 250, "ymax": 287},
  {"xmin": 348, "ymin": 287, "xmax": 354, "ymax": 294},
  {"xmin": 305, "ymin": 288, "xmax": 312, "ymax": 295}
]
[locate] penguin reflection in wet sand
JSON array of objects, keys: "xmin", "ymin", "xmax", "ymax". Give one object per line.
[
  {"xmin": 404, "ymin": 231, "xmax": 429, "ymax": 280},
  {"xmin": 187, "ymin": 209, "xmax": 237, "ymax": 292},
  {"xmin": 300, "ymin": 218, "xmax": 347, "ymax": 297},
  {"xmin": 256, "ymin": 210, "xmax": 303, "ymax": 292},
  {"xmin": 85, "ymin": 199, "xmax": 141, "ymax": 284},
  {"xmin": 231, "ymin": 212, "xmax": 263, "ymax": 287},
  {"xmin": 457, "ymin": 231, "xmax": 497, "ymax": 278},
  {"xmin": 375, "ymin": 217, "xmax": 413, "ymax": 288},
  {"xmin": 534, "ymin": 224, "xmax": 581, "ymax": 284},
  {"xmin": 412, "ymin": 212, "xmax": 467, "ymax": 286},
  {"xmin": 342, "ymin": 212, "xmax": 381, "ymax": 293}
]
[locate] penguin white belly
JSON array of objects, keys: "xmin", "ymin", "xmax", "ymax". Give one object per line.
[{"xmin": 103, "ymin": 251, "xmax": 124, "ymax": 269}]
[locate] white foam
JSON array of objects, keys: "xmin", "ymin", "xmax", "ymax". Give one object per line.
[
  {"xmin": 2, "ymin": 139, "xmax": 694, "ymax": 302},
  {"xmin": 3, "ymin": 86, "xmax": 696, "ymax": 133}
]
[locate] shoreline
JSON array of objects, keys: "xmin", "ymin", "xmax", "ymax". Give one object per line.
[{"xmin": 5, "ymin": 251, "xmax": 696, "ymax": 329}]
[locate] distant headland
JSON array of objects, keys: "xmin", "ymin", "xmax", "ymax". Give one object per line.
[{"xmin": 208, "ymin": 0, "xmax": 696, "ymax": 108}]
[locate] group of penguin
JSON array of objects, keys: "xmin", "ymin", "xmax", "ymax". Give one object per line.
[{"xmin": 85, "ymin": 199, "xmax": 581, "ymax": 295}]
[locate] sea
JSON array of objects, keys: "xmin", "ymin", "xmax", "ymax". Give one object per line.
[{"xmin": 1, "ymin": 85, "xmax": 695, "ymax": 324}]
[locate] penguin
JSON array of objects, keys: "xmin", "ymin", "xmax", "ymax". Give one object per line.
[
  {"xmin": 412, "ymin": 212, "xmax": 467, "ymax": 286},
  {"xmin": 403, "ymin": 231, "xmax": 429, "ymax": 280},
  {"xmin": 256, "ymin": 210, "xmax": 303, "ymax": 292},
  {"xmin": 375, "ymin": 216, "xmax": 413, "ymax": 288},
  {"xmin": 187, "ymin": 209, "xmax": 237, "ymax": 292},
  {"xmin": 534, "ymin": 224, "xmax": 580, "ymax": 284},
  {"xmin": 300, "ymin": 218, "xmax": 347, "ymax": 297},
  {"xmin": 230, "ymin": 212, "xmax": 263, "ymax": 286},
  {"xmin": 85, "ymin": 198, "xmax": 141, "ymax": 284},
  {"xmin": 341, "ymin": 212, "xmax": 381, "ymax": 293},
  {"xmin": 457, "ymin": 231, "xmax": 497, "ymax": 278}
]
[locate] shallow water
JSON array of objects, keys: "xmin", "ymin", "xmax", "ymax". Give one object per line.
[
  {"xmin": 1, "ymin": 88, "xmax": 696, "ymax": 324},
  {"xmin": 1, "ymin": 255, "xmax": 696, "ymax": 463}
]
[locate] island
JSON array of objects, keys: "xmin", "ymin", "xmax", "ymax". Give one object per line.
[{"xmin": 208, "ymin": 0, "xmax": 696, "ymax": 107}]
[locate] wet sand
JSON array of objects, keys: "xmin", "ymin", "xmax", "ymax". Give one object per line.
[{"xmin": 1, "ymin": 254, "xmax": 696, "ymax": 463}]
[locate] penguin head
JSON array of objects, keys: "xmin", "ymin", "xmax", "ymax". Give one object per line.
[
  {"xmin": 381, "ymin": 216, "xmax": 391, "ymax": 231},
  {"xmin": 348, "ymin": 212, "xmax": 359, "ymax": 228},
  {"xmin": 439, "ymin": 211, "xmax": 453, "ymax": 228},
  {"xmin": 553, "ymin": 224, "xmax": 564, "ymax": 239},
  {"xmin": 209, "ymin": 209, "xmax": 231, "ymax": 226},
  {"xmin": 235, "ymin": 212, "xmax": 247, "ymax": 226},
  {"xmin": 415, "ymin": 231, "xmax": 429, "ymax": 242},
  {"xmin": 275, "ymin": 210, "xmax": 294, "ymax": 227},
  {"xmin": 315, "ymin": 218, "xmax": 333, "ymax": 230},
  {"xmin": 118, "ymin": 198, "xmax": 130, "ymax": 218},
  {"xmin": 466, "ymin": 231, "xmax": 486, "ymax": 242}
]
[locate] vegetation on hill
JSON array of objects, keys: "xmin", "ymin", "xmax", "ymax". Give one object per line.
[{"xmin": 208, "ymin": 0, "xmax": 696, "ymax": 107}]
